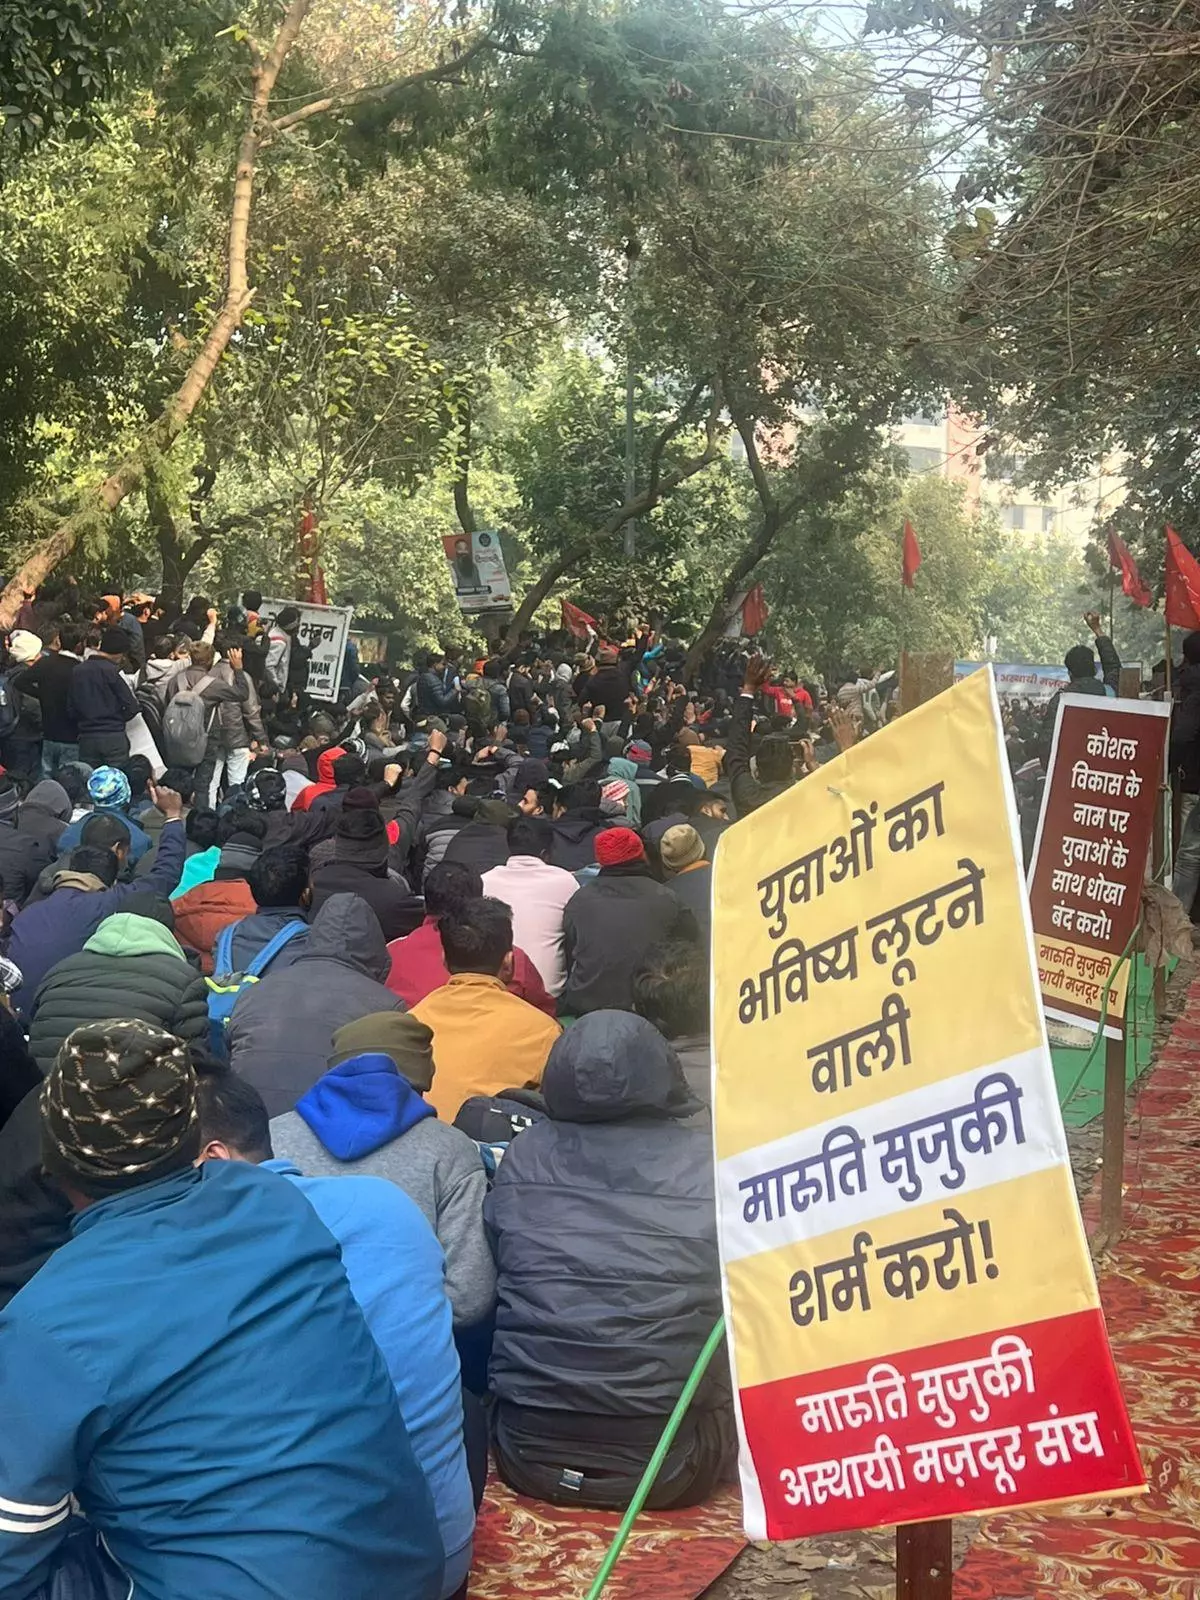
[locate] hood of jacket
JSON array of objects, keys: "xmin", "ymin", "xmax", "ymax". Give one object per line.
[
  {"xmin": 83, "ymin": 911, "xmax": 186, "ymax": 962},
  {"xmin": 21, "ymin": 781, "xmax": 71, "ymax": 823},
  {"xmin": 51, "ymin": 869, "xmax": 106, "ymax": 894},
  {"xmin": 143, "ymin": 656, "xmax": 184, "ymax": 687},
  {"xmin": 315, "ymin": 745, "xmax": 345, "ymax": 784},
  {"xmin": 299, "ymin": 891, "xmax": 391, "ymax": 981},
  {"xmin": 540, "ymin": 1009, "xmax": 699, "ymax": 1124},
  {"xmin": 295, "ymin": 1051, "xmax": 435, "ymax": 1160},
  {"xmin": 553, "ymin": 808, "xmax": 606, "ymax": 844}
]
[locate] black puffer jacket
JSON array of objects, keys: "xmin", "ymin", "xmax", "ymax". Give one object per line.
[
  {"xmin": 485, "ymin": 1011, "xmax": 727, "ymax": 1419},
  {"xmin": 228, "ymin": 892, "xmax": 404, "ymax": 1116},
  {"xmin": 548, "ymin": 807, "xmax": 615, "ymax": 872},
  {"xmin": 27, "ymin": 911, "xmax": 209, "ymax": 1077}
]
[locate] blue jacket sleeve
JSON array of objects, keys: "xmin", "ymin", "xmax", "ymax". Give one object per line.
[{"xmin": 0, "ymin": 1311, "xmax": 107, "ymax": 1598}]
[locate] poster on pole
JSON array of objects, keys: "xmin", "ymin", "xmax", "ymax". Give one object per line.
[
  {"xmin": 712, "ymin": 667, "xmax": 1143, "ymax": 1541},
  {"xmin": 257, "ymin": 597, "xmax": 352, "ymax": 703},
  {"xmin": 1027, "ymin": 695, "xmax": 1169, "ymax": 1039},
  {"xmin": 442, "ymin": 530, "xmax": 512, "ymax": 614}
]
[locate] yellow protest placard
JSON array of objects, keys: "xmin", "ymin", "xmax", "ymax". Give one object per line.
[{"xmin": 712, "ymin": 667, "xmax": 1142, "ymax": 1539}]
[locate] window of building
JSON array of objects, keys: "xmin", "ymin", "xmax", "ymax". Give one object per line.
[
  {"xmin": 1002, "ymin": 504, "xmax": 1026, "ymax": 531},
  {"xmin": 905, "ymin": 446, "xmax": 942, "ymax": 475},
  {"xmin": 1042, "ymin": 506, "xmax": 1057, "ymax": 533},
  {"xmin": 986, "ymin": 452, "xmax": 1026, "ymax": 483}
]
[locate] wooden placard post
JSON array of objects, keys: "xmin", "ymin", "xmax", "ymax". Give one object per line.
[{"xmin": 896, "ymin": 1520, "xmax": 953, "ymax": 1599}]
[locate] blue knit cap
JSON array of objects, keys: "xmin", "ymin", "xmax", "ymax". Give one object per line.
[{"xmin": 88, "ymin": 766, "xmax": 131, "ymax": 808}]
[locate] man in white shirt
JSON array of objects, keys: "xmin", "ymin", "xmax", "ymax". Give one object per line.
[{"xmin": 482, "ymin": 816, "xmax": 579, "ymax": 997}]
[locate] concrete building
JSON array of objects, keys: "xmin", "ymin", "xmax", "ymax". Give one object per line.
[{"xmin": 895, "ymin": 403, "xmax": 1121, "ymax": 543}]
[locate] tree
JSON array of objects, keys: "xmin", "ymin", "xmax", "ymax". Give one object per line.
[
  {"xmin": 0, "ymin": 0, "xmax": 505, "ymax": 625},
  {"xmin": 880, "ymin": 0, "xmax": 1200, "ymax": 571}
]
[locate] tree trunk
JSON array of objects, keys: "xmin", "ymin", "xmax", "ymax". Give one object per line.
[
  {"xmin": 0, "ymin": 0, "xmax": 317, "ymax": 630},
  {"xmin": 682, "ymin": 502, "xmax": 794, "ymax": 682}
]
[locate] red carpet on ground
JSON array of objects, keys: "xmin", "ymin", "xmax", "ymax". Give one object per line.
[
  {"xmin": 468, "ymin": 1478, "xmax": 746, "ymax": 1600},
  {"xmin": 956, "ymin": 974, "xmax": 1200, "ymax": 1599}
]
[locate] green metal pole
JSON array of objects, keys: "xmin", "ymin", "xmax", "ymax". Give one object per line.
[{"xmin": 584, "ymin": 1316, "xmax": 728, "ymax": 1600}]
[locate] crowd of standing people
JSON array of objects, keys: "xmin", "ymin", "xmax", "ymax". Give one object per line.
[{"xmin": 0, "ymin": 577, "xmax": 1136, "ymax": 1599}]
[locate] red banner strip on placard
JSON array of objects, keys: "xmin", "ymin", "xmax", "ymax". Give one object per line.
[{"xmin": 737, "ymin": 1307, "xmax": 1142, "ymax": 1540}]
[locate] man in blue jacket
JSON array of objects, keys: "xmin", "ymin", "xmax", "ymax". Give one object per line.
[
  {"xmin": 0, "ymin": 1019, "xmax": 444, "ymax": 1600},
  {"xmin": 8, "ymin": 781, "xmax": 187, "ymax": 1015},
  {"xmin": 197, "ymin": 1072, "xmax": 478, "ymax": 1600}
]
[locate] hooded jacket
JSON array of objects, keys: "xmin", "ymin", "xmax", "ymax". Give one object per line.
[
  {"xmin": 271, "ymin": 1052, "xmax": 496, "ymax": 1328},
  {"xmin": 485, "ymin": 1012, "xmax": 727, "ymax": 1420},
  {"xmin": 560, "ymin": 863, "xmax": 697, "ymax": 1016},
  {"xmin": 28, "ymin": 912, "xmax": 209, "ymax": 1075},
  {"xmin": 8, "ymin": 821, "xmax": 186, "ymax": 1015},
  {"xmin": 0, "ymin": 781, "xmax": 70, "ymax": 906},
  {"xmin": 548, "ymin": 807, "xmax": 615, "ymax": 873},
  {"xmin": 172, "ymin": 876, "xmax": 257, "ymax": 974},
  {"xmin": 0, "ymin": 1161, "xmax": 444, "ymax": 1600},
  {"xmin": 229, "ymin": 894, "xmax": 405, "ymax": 1116},
  {"xmin": 291, "ymin": 746, "xmax": 345, "ymax": 813},
  {"xmin": 416, "ymin": 794, "xmax": 478, "ymax": 882},
  {"xmin": 225, "ymin": 906, "xmax": 311, "ymax": 972},
  {"xmin": 309, "ymin": 860, "xmax": 424, "ymax": 942}
]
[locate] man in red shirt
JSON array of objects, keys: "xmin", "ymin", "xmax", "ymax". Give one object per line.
[{"xmin": 387, "ymin": 861, "xmax": 555, "ymax": 1018}]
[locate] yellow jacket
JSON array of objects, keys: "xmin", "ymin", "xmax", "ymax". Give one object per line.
[{"xmin": 413, "ymin": 972, "xmax": 562, "ymax": 1121}]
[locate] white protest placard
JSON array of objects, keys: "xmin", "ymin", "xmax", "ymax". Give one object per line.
[{"xmin": 258, "ymin": 598, "xmax": 352, "ymax": 703}]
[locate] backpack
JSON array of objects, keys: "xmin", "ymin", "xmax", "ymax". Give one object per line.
[
  {"xmin": 160, "ymin": 675, "xmax": 215, "ymax": 766},
  {"xmin": 453, "ymin": 1088, "xmax": 549, "ymax": 1182},
  {"xmin": 0, "ymin": 673, "xmax": 20, "ymax": 740},
  {"xmin": 464, "ymin": 682, "xmax": 493, "ymax": 731},
  {"xmin": 206, "ymin": 918, "xmax": 306, "ymax": 1059}
]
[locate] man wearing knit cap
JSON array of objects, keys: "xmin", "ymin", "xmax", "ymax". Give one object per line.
[
  {"xmin": 560, "ymin": 825, "xmax": 698, "ymax": 1016},
  {"xmin": 0, "ymin": 1020, "xmax": 444, "ymax": 1598},
  {"xmin": 68, "ymin": 626, "xmax": 140, "ymax": 768},
  {"xmin": 52, "ymin": 766, "xmax": 153, "ymax": 866},
  {"xmin": 660, "ymin": 823, "xmax": 713, "ymax": 945},
  {"xmin": 271, "ymin": 1010, "xmax": 496, "ymax": 1329},
  {"xmin": 310, "ymin": 790, "xmax": 422, "ymax": 941}
]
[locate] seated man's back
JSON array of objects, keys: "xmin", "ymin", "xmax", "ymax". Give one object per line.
[
  {"xmin": 485, "ymin": 1010, "xmax": 731, "ymax": 1511},
  {"xmin": 0, "ymin": 1020, "xmax": 443, "ymax": 1600}
]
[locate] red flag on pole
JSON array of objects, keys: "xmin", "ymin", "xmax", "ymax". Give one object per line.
[
  {"xmin": 1106, "ymin": 529, "xmax": 1151, "ymax": 608},
  {"xmin": 561, "ymin": 598, "xmax": 599, "ymax": 641},
  {"xmin": 1165, "ymin": 525, "xmax": 1200, "ymax": 630},
  {"xmin": 901, "ymin": 519, "xmax": 921, "ymax": 588}
]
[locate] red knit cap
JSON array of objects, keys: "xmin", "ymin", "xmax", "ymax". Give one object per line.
[{"xmin": 595, "ymin": 826, "xmax": 645, "ymax": 868}]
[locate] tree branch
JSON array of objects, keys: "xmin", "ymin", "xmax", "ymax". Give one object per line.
[
  {"xmin": 270, "ymin": 30, "xmax": 497, "ymax": 134},
  {"xmin": 0, "ymin": 0, "xmax": 317, "ymax": 628}
]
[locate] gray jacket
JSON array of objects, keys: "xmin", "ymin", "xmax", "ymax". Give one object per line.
[
  {"xmin": 485, "ymin": 1011, "xmax": 727, "ymax": 1420},
  {"xmin": 228, "ymin": 894, "xmax": 403, "ymax": 1116},
  {"xmin": 269, "ymin": 1110, "xmax": 495, "ymax": 1327}
]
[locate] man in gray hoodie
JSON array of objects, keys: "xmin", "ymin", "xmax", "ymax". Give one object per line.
[{"xmin": 269, "ymin": 1010, "xmax": 495, "ymax": 1330}]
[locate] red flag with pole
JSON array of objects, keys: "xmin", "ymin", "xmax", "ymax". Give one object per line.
[
  {"xmin": 901, "ymin": 519, "xmax": 921, "ymax": 588},
  {"xmin": 1106, "ymin": 529, "xmax": 1151, "ymax": 608},
  {"xmin": 1165, "ymin": 525, "xmax": 1200, "ymax": 630},
  {"xmin": 741, "ymin": 583, "xmax": 770, "ymax": 637},
  {"xmin": 561, "ymin": 598, "xmax": 599, "ymax": 641}
]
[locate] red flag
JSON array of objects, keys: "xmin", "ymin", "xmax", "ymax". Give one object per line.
[
  {"xmin": 741, "ymin": 583, "xmax": 770, "ymax": 637},
  {"xmin": 561, "ymin": 598, "xmax": 599, "ymax": 641},
  {"xmin": 902, "ymin": 519, "xmax": 921, "ymax": 588},
  {"xmin": 1106, "ymin": 529, "xmax": 1151, "ymax": 608},
  {"xmin": 307, "ymin": 562, "xmax": 328, "ymax": 607},
  {"xmin": 1165, "ymin": 525, "xmax": 1200, "ymax": 630}
]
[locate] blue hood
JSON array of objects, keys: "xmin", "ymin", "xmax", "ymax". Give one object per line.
[{"xmin": 295, "ymin": 1052, "xmax": 435, "ymax": 1160}]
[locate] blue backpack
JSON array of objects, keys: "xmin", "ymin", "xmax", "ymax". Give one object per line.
[{"xmin": 206, "ymin": 919, "xmax": 306, "ymax": 1059}]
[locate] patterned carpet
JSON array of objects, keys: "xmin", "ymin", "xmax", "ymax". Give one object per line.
[
  {"xmin": 955, "ymin": 975, "xmax": 1200, "ymax": 1599},
  {"xmin": 468, "ymin": 1479, "xmax": 747, "ymax": 1600}
]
